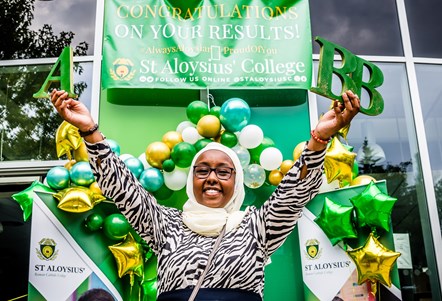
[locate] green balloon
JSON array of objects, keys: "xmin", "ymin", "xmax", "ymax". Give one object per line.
[
  {"xmin": 194, "ymin": 138, "xmax": 213, "ymax": 152},
  {"xmin": 103, "ymin": 213, "xmax": 131, "ymax": 240},
  {"xmin": 152, "ymin": 184, "xmax": 174, "ymax": 201},
  {"xmin": 249, "ymin": 137, "xmax": 275, "ymax": 163},
  {"xmin": 209, "ymin": 106, "xmax": 221, "ymax": 118},
  {"xmin": 84, "ymin": 213, "xmax": 104, "ymax": 232},
  {"xmin": 171, "ymin": 142, "xmax": 196, "ymax": 168},
  {"xmin": 162, "ymin": 159, "xmax": 175, "ymax": 172},
  {"xmin": 186, "ymin": 100, "xmax": 209, "ymax": 124},
  {"xmin": 220, "ymin": 131, "xmax": 238, "ymax": 148},
  {"xmin": 352, "ymin": 160, "xmax": 359, "ymax": 179}
]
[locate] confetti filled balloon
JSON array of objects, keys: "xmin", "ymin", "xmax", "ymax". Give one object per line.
[
  {"xmin": 109, "ymin": 232, "xmax": 144, "ymax": 286},
  {"xmin": 103, "ymin": 213, "xmax": 131, "ymax": 240},
  {"xmin": 219, "ymin": 98, "xmax": 251, "ymax": 132},
  {"xmin": 139, "ymin": 168, "xmax": 164, "ymax": 192},
  {"xmin": 350, "ymin": 181, "xmax": 397, "ymax": 232},
  {"xmin": 314, "ymin": 197, "xmax": 358, "ymax": 245},
  {"xmin": 186, "ymin": 100, "xmax": 209, "ymax": 124},
  {"xmin": 70, "ymin": 161, "xmax": 95, "ymax": 187},
  {"xmin": 46, "ymin": 166, "xmax": 71, "ymax": 190},
  {"xmin": 324, "ymin": 137, "xmax": 357, "ymax": 187},
  {"xmin": 55, "ymin": 186, "xmax": 106, "ymax": 213},
  {"xmin": 239, "ymin": 124, "xmax": 264, "ymax": 149},
  {"xmin": 12, "ymin": 181, "xmax": 54, "ymax": 221},
  {"xmin": 347, "ymin": 232, "xmax": 401, "ymax": 288},
  {"xmin": 244, "ymin": 164, "xmax": 266, "ymax": 189},
  {"xmin": 231, "ymin": 145, "xmax": 250, "ymax": 169}
]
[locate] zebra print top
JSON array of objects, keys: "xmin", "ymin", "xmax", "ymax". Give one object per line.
[{"xmin": 86, "ymin": 140, "xmax": 325, "ymax": 298}]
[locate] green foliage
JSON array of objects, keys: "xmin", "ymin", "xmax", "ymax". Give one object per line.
[{"xmin": 0, "ymin": 0, "xmax": 89, "ymax": 161}]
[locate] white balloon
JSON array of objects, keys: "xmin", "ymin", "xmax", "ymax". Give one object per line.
[
  {"xmin": 238, "ymin": 125, "xmax": 263, "ymax": 149},
  {"xmin": 119, "ymin": 153, "xmax": 134, "ymax": 162},
  {"xmin": 182, "ymin": 127, "xmax": 201, "ymax": 144},
  {"xmin": 176, "ymin": 121, "xmax": 195, "ymax": 133},
  {"xmin": 138, "ymin": 153, "xmax": 151, "ymax": 170},
  {"xmin": 260, "ymin": 147, "xmax": 283, "ymax": 171},
  {"xmin": 163, "ymin": 168, "xmax": 188, "ymax": 191}
]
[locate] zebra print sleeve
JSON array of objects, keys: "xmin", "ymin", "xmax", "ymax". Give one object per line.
[
  {"xmin": 85, "ymin": 140, "xmax": 177, "ymax": 254},
  {"xmin": 255, "ymin": 146, "xmax": 326, "ymax": 256}
]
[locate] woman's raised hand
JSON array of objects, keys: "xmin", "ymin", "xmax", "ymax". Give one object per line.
[
  {"xmin": 50, "ymin": 89, "xmax": 96, "ymax": 132},
  {"xmin": 314, "ymin": 90, "xmax": 361, "ymax": 141}
]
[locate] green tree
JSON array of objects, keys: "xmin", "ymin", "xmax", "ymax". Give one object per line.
[{"xmin": 0, "ymin": 0, "xmax": 88, "ymax": 161}]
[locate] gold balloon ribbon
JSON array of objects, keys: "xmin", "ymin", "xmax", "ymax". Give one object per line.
[{"xmin": 55, "ymin": 120, "xmax": 82, "ymax": 160}]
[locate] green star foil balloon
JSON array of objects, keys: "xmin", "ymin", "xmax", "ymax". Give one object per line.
[
  {"xmin": 12, "ymin": 181, "xmax": 55, "ymax": 221},
  {"xmin": 347, "ymin": 232, "xmax": 401, "ymax": 287},
  {"xmin": 350, "ymin": 181, "xmax": 397, "ymax": 232},
  {"xmin": 315, "ymin": 197, "xmax": 358, "ymax": 245}
]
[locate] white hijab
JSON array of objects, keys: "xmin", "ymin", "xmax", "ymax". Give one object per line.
[{"xmin": 183, "ymin": 142, "xmax": 246, "ymax": 237}]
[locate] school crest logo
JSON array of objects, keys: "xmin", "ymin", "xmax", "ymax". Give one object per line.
[
  {"xmin": 110, "ymin": 58, "xmax": 136, "ymax": 81},
  {"xmin": 304, "ymin": 238, "xmax": 322, "ymax": 260},
  {"xmin": 36, "ymin": 238, "xmax": 59, "ymax": 261}
]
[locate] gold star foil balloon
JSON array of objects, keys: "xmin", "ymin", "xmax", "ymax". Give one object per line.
[
  {"xmin": 324, "ymin": 137, "xmax": 357, "ymax": 187},
  {"xmin": 56, "ymin": 120, "xmax": 82, "ymax": 160},
  {"xmin": 54, "ymin": 186, "xmax": 106, "ymax": 213},
  {"xmin": 109, "ymin": 232, "xmax": 144, "ymax": 286},
  {"xmin": 347, "ymin": 232, "xmax": 400, "ymax": 288}
]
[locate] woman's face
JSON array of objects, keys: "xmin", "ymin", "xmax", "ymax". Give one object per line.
[{"xmin": 192, "ymin": 149, "xmax": 236, "ymax": 208}]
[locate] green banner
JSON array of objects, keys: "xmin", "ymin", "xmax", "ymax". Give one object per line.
[{"xmin": 102, "ymin": 0, "xmax": 312, "ymax": 90}]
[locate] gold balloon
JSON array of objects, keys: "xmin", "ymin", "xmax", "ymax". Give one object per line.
[
  {"xmin": 280, "ymin": 159, "xmax": 294, "ymax": 175},
  {"xmin": 73, "ymin": 141, "xmax": 89, "ymax": 162},
  {"xmin": 89, "ymin": 181, "xmax": 103, "ymax": 196},
  {"xmin": 268, "ymin": 170, "xmax": 284, "ymax": 186},
  {"xmin": 196, "ymin": 115, "xmax": 221, "ymax": 138},
  {"xmin": 324, "ymin": 137, "xmax": 356, "ymax": 187},
  {"xmin": 56, "ymin": 120, "xmax": 82, "ymax": 160},
  {"xmin": 351, "ymin": 175, "xmax": 377, "ymax": 186},
  {"xmin": 162, "ymin": 131, "xmax": 183, "ymax": 150},
  {"xmin": 338, "ymin": 123, "xmax": 350, "ymax": 141},
  {"xmin": 293, "ymin": 141, "xmax": 306, "ymax": 162},
  {"xmin": 109, "ymin": 232, "xmax": 144, "ymax": 286},
  {"xmin": 145, "ymin": 141, "xmax": 171, "ymax": 168},
  {"xmin": 347, "ymin": 232, "xmax": 401, "ymax": 288},
  {"xmin": 54, "ymin": 186, "xmax": 106, "ymax": 213},
  {"xmin": 64, "ymin": 159, "xmax": 77, "ymax": 170}
]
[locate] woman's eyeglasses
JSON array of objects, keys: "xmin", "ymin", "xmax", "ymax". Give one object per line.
[{"xmin": 193, "ymin": 166, "xmax": 235, "ymax": 180}]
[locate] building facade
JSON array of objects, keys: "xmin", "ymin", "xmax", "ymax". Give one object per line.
[{"xmin": 0, "ymin": 0, "xmax": 441, "ymax": 300}]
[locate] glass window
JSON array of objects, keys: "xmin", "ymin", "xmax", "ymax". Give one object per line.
[
  {"xmin": 313, "ymin": 62, "xmax": 440, "ymax": 300},
  {"xmin": 0, "ymin": 0, "xmax": 95, "ymax": 60},
  {"xmin": 309, "ymin": 0, "xmax": 403, "ymax": 56},
  {"xmin": 0, "ymin": 62, "xmax": 93, "ymax": 161},
  {"xmin": 404, "ymin": 0, "xmax": 442, "ymax": 58},
  {"xmin": 416, "ymin": 64, "xmax": 442, "ymax": 231}
]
